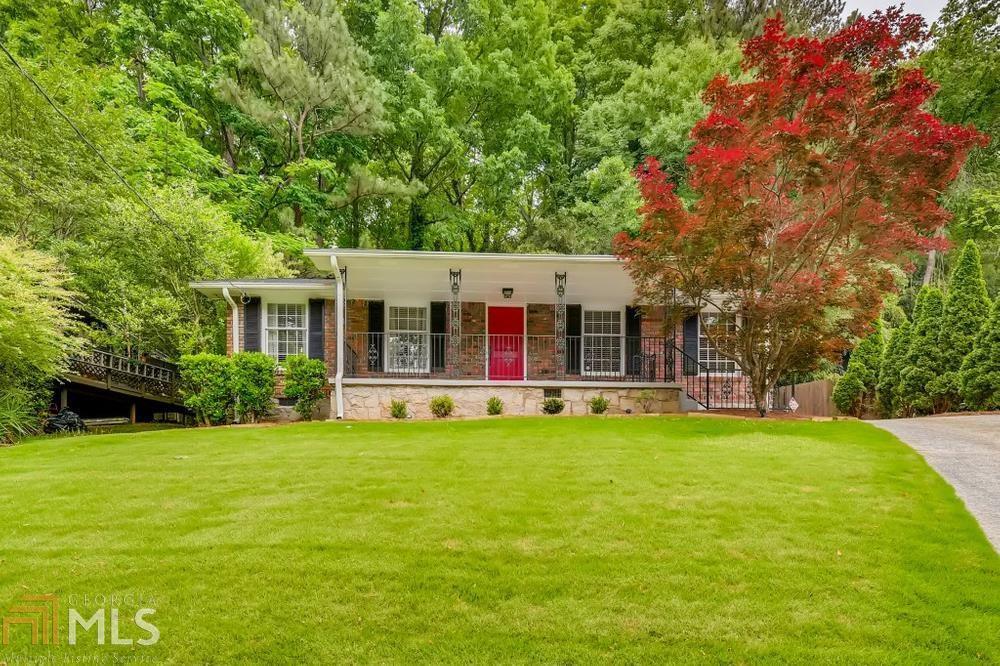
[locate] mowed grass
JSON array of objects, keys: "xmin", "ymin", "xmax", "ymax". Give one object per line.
[{"xmin": 0, "ymin": 417, "xmax": 997, "ymax": 663}]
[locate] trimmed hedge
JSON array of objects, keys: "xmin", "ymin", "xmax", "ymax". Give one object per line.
[
  {"xmin": 232, "ymin": 352, "xmax": 276, "ymax": 423},
  {"xmin": 179, "ymin": 353, "xmax": 234, "ymax": 426},
  {"xmin": 283, "ymin": 355, "xmax": 327, "ymax": 421}
]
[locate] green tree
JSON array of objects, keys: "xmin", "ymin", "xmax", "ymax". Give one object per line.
[
  {"xmin": 899, "ymin": 287, "xmax": 946, "ymax": 415},
  {"xmin": 218, "ymin": 0, "xmax": 388, "ymax": 231},
  {"xmin": 0, "ymin": 237, "xmax": 79, "ymax": 403},
  {"xmin": 931, "ymin": 240, "xmax": 992, "ymax": 406},
  {"xmin": 960, "ymin": 299, "xmax": 1000, "ymax": 410},
  {"xmin": 832, "ymin": 323, "xmax": 883, "ymax": 417},
  {"xmin": 876, "ymin": 318, "xmax": 911, "ymax": 417}
]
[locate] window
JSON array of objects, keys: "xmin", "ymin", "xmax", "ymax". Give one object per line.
[
  {"xmin": 388, "ymin": 305, "xmax": 428, "ymax": 372},
  {"xmin": 583, "ymin": 309, "xmax": 622, "ymax": 375},
  {"xmin": 266, "ymin": 303, "xmax": 306, "ymax": 362},
  {"xmin": 698, "ymin": 313, "xmax": 738, "ymax": 373}
]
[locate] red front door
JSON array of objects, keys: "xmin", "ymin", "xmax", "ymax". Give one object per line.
[{"xmin": 488, "ymin": 306, "xmax": 524, "ymax": 380}]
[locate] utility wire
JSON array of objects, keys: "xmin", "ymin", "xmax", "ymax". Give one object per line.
[{"xmin": 0, "ymin": 39, "xmax": 183, "ymax": 240}]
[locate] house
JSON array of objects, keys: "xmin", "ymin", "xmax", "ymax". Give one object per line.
[{"xmin": 190, "ymin": 249, "xmax": 754, "ymax": 419}]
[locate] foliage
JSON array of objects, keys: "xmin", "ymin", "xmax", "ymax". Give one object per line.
[
  {"xmin": 833, "ymin": 324, "xmax": 883, "ymax": 417},
  {"xmin": 283, "ymin": 355, "xmax": 327, "ymax": 421},
  {"xmin": 390, "ymin": 399, "xmax": 408, "ymax": 419},
  {"xmin": 486, "ymin": 396, "xmax": 504, "ymax": 416},
  {"xmin": 934, "ymin": 241, "xmax": 993, "ymax": 407},
  {"xmin": 960, "ymin": 299, "xmax": 1000, "ymax": 410},
  {"xmin": 898, "ymin": 287, "xmax": 947, "ymax": 415},
  {"xmin": 636, "ymin": 389, "xmax": 656, "ymax": 413},
  {"xmin": 231, "ymin": 352, "xmax": 276, "ymax": 423},
  {"xmin": 588, "ymin": 395, "xmax": 610, "ymax": 414},
  {"xmin": 832, "ymin": 373, "xmax": 864, "ymax": 417},
  {"xmin": 876, "ymin": 319, "xmax": 912, "ymax": 417},
  {"xmin": 616, "ymin": 12, "xmax": 986, "ymax": 415},
  {"xmin": 541, "ymin": 397, "xmax": 565, "ymax": 414},
  {"xmin": 0, "ymin": 237, "xmax": 78, "ymax": 394},
  {"xmin": 0, "ymin": 390, "xmax": 40, "ymax": 445},
  {"xmin": 429, "ymin": 395, "xmax": 455, "ymax": 418},
  {"xmin": 178, "ymin": 353, "xmax": 234, "ymax": 426}
]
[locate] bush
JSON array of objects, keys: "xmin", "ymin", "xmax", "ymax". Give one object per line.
[
  {"xmin": 835, "ymin": 322, "xmax": 883, "ymax": 417},
  {"xmin": 541, "ymin": 397, "xmax": 564, "ymax": 414},
  {"xmin": 390, "ymin": 399, "xmax": 408, "ymax": 419},
  {"xmin": 899, "ymin": 287, "xmax": 946, "ymax": 415},
  {"xmin": 938, "ymin": 241, "xmax": 992, "ymax": 407},
  {"xmin": 636, "ymin": 389, "xmax": 656, "ymax": 413},
  {"xmin": 832, "ymin": 371, "xmax": 864, "ymax": 417},
  {"xmin": 429, "ymin": 395, "xmax": 455, "ymax": 418},
  {"xmin": 179, "ymin": 353, "xmax": 234, "ymax": 426},
  {"xmin": 486, "ymin": 396, "xmax": 504, "ymax": 416},
  {"xmin": 283, "ymin": 355, "xmax": 327, "ymax": 421},
  {"xmin": 589, "ymin": 395, "xmax": 610, "ymax": 414},
  {"xmin": 960, "ymin": 299, "xmax": 1000, "ymax": 410},
  {"xmin": 0, "ymin": 390, "xmax": 40, "ymax": 445},
  {"xmin": 232, "ymin": 352, "xmax": 276, "ymax": 423},
  {"xmin": 876, "ymin": 319, "xmax": 911, "ymax": 417}
]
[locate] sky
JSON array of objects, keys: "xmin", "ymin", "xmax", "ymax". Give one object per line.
[{"xmin": 843, "ymin": 0, "xmax": 949, "ymax": 24}]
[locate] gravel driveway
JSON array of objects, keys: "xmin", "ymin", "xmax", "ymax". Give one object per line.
[{"xmin": 871, "ymin": 414, "xmax": 1000, "ymax": 551}]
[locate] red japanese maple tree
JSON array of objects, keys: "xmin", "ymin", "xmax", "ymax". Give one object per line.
[{"xmin": 615, "ymin": 10, "xmax": 987, "ymax": 415}]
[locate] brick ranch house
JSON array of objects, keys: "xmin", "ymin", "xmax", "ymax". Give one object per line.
[{"xmin": 191, "ymin": 249, "xmax": 755, "ymax": 419}]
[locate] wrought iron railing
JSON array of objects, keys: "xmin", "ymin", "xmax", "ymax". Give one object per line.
[
  {"xmin": 346, "ymin": 333, "xmax": 679, "ymax": 383},
  {"xmin": 344, "ymin": 332, "xmax": 758, "ymax": 410},
  {"xmin": 67, "ymin": 349, "xmax": 177, "ymax": 397}
]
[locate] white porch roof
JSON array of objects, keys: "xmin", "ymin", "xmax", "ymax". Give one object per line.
[{"xmin": 304, "ymin": 248, "xmax": 637, "ymax": 304}]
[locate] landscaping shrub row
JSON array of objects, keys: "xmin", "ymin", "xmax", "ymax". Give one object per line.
[
  {"xmin": 390, "ymin": 394, "xmax": 616, "ymax": 418},
  {"xmin": 178, "ymin": 353, "xmax": 325, "ymax": 425},
  {"xmin": 834, "ymin": 241, "xmax": 998, "ymax": 417}
]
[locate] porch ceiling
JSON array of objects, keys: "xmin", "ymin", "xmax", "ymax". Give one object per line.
[{"xmin": 307, "ymin": 249, "xmax": 638, "ymax": 305}]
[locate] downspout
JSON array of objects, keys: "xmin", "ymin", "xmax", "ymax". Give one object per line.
[
  {"xmin": 334, "ymin": 276, "xmax": 345, "ymax": 419},
  {"xmin": 222, "ymin": 286, "xmax": 240, "ymax": 353},
  {"xmin": 222, "ymin": 286, "xmax": 241, "ymax": 424}
]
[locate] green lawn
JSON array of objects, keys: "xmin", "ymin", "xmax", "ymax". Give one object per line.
[{"xmin": 1, "ymin": 417, "xmax": 997, "ymax": 662}]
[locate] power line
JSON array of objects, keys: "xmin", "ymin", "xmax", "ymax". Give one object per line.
[{"xmin": 0, "ymin": 39, "xmax": 183, "ymax": 239}]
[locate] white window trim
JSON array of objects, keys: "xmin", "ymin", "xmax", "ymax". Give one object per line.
[
  {"xmin": 697, "ymin": 313, "xmax": 741, "ymax": 376},
  {"xmin": 581, "ymin": 306, "xmax": 625, "ymax": 377},
  {"xmin": 262, "ymin": 300, "xmax": 310, "ymax": 363},
  {"xmin": 385, "ymin": 302, "xmax": 431, "ymax": 373}
]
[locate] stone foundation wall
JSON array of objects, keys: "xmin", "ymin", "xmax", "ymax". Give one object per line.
[{"xmin": 341, "ymin": 384, "xmax": 681, "ymax": 420}]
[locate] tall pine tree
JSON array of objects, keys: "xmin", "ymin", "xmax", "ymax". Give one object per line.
[
  {"xmin": 899, "ymin": 286, "xmax": 946, "ymax": 415},
  {"xmin": 960, "ymin": 299, "xmax": 1000, "ymax": 410},
  {"xmin": 876, "ymin": 318, "xmax": 911, "ymax": 417},
  {"xmin": 930, "ymin": 240, "xmax": 993, "ymax": 408}
]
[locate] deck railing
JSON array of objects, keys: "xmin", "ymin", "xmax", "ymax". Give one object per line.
[{"xmin": 67, "ymin": 348, "xmax": 178, "ymax": 397}]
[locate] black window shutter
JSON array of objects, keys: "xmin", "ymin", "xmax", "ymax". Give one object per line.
[
  {"xmin": 430, "ymin": 302, "xmax": 447, "ymax": 371},
  {"xmin": 566, "ymin": 304, "xmax": 582, "ymax": 374},
  {"xmin": 625, "ymin": 306, "xmax": 642, "ymax": 377},
  {"xmin": 243, "ymin": 297, "xmax": 261, "ymax": 352},
  {"xmin": 683, "ymin": 314, "xmax": 699, "ymax": 376},
  {"xmin": 367, "ymin": 301, "xmax": 384, "ymax": 371},
  {"xmin": 308, "ymin": 299, "xmax": 324, "ymax": 360}
]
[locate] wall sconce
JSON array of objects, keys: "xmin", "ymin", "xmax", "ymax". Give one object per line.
[
  {"xmin": 502, "ymin": 287, "xmax": 514, "ymax": 299},
  {"xmin": 449, "ymin": 269, "xmax": 462, "ymax": 295}
]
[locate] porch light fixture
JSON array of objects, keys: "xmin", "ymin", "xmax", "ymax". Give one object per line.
[
  {"xmin": 555, "ymin": 272, "xmax": 566, "ymax": 298},
  {"xmin": 449, "ymin": 269, "xmax": 462, "ymax": 295},
  {"xmin": 502, "ymin": 287, "xmax": 514, "ymax": 299}
]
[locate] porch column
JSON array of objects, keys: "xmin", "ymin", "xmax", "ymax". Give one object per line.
[
  {"xmin": 334, "ymin": 269, "xmax": 346, "ymax": 419},
  {"xmin": 449, "ymin": 269, "xmax": 462, "ymax": 377},
  {"xmin": 555, "ymin": 272, "xmax": 567, "ymax": 379}
]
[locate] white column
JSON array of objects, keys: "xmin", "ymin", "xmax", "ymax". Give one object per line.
[{"xmin": 334, "ymin": 277, "xmax": 345, "ymax": 419}]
